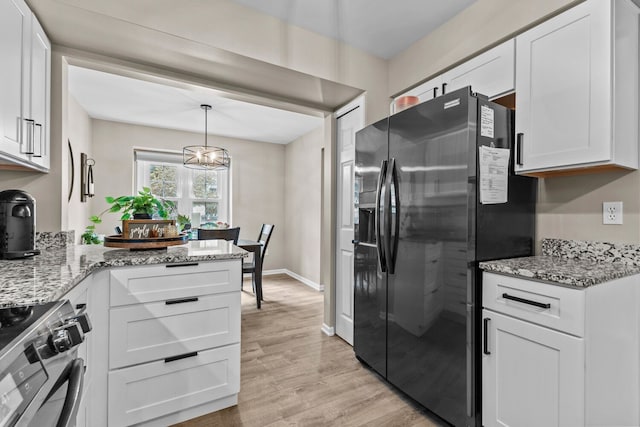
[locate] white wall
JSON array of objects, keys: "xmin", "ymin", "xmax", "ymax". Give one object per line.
[
  {"xmin": 284, "ymin": 126, "xmax": 324, "ymax": 285},
  {"xmin": 67, "ymin": 94, "xmax": 93, "ymax": 243},
  {"xmin": 90, "ymin": 119, "xmax": 287, "ymax": 270}
]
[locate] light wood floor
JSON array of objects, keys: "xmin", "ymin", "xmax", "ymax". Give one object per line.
[{"xmin": 173, "ymin": 274, "xmax": 443, "ymax": 427}]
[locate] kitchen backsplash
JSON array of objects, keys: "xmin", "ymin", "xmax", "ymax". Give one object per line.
[
  {"xmin": 36, "ymin": 231, "xmax": 75, "ymax": 250},
  {"xmin": 542, "ymin": 238, "xmax": 640, "ymax": 266}
]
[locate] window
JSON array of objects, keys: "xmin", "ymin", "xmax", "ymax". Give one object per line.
[{"xmin": 135, "ymin": 150, "xmax": 230, "ymax": 225}]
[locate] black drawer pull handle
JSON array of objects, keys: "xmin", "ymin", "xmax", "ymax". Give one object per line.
[
  {"xmin": 166, "ymin": 262, "xmax": 199, "ymax": 268},
  {"xmin": 502, "ymin": 293, "xmax": 550, "ymax": 309},
  {"xmin": 165, "ymin": 351, "xmax": 198, "ymax": 363},
  {"xmin": 165, "ymin": 297, "xmax": 199, "ymax": 305},
  {"xmin": 483, "ymin": 318, "xmax": 491, "ymax": 355},
  {"xmin": 75, "ymin": 303, "xmax": 86, "ymax": 310}
]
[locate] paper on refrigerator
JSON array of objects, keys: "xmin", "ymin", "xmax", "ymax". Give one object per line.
[{"xmin": 479, "ymin": 146, "xmax": 509, "ymax": 204}]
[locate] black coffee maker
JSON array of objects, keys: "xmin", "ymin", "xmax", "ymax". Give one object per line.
[{"xmin": 0, "ymin": 190, "xmax": 40, "ymax": 259}]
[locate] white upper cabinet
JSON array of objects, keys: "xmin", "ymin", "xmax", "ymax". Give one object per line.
[
  {"xmin": 391, "ymin": 75, "xmax": 442, "ymax": 114},
  {"xmin": 515, "ymin": 0, "xmax": 639, "ymax": 175},
  {"xmin": 0, "ymin": 0, "xmax": 51, "ymax": 172},
  {"xmin": 27, "ymin": 18, "xmax": 51, "ymax": 170},
  {"xmin": 393, "ymin": 40, "xmax": 515, "ymax": 114},
  {"xmin": 0, "ymin": 0, "xmax": 30, "ymax": 160},
  {"xmin": 441, "ymin": 39, "xmax": 515, "ymax": 99}
]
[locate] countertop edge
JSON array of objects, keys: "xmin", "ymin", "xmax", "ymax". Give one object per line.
[
  {"xmin": 0, "ymin": 247, "xmax": 246, "ymax": 308},
  {"xmin": 479, "ymin": 256, "xmax": 640, "ymax": 288},
  {"xmin": 49, "ymin": 253, "xmax": 246, "ymax": 303}
]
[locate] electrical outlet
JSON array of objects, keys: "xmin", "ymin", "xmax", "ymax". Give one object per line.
[{"xmin": 603, "ymin": 201, "xmax": 623, "ymax": 225}]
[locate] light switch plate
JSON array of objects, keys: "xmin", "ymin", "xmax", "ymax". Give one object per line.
[{"xmin": 603, "ymin": 201, "xmax": 623, "ymax": 225}]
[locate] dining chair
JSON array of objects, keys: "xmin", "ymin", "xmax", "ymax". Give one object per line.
[
  {"xmin": 197, "ymin": 227, "xmax": 240, "ymax": 244},
  {"xmin": 243, "ymin": 224, "xmax": 274, "ymax": 297}
]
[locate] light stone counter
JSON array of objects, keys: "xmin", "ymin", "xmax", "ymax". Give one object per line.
[
  {"xmin": 480, "ymin": 238, "xmax": 640, "ymax": 287},
  {"xmin": 0, "ymin": 238, "xmax": 246, "ymax": 307}
]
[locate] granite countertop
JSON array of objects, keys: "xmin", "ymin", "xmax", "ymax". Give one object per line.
[
  {"xmin": 0, "ymin": 240, "xmax": 247, "ymax": 308},
  {"xmin": 480, "ymin": 256, "xmax": 640, "ymax": 287},
  {"xmin": 480, "ymin": 238, "xmax": 640, "ymax": 287}
]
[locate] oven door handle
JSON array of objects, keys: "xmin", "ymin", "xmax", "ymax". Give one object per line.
[{"xmin": 50, "ymin": 358, "xmax": 85, "ymax": 427}]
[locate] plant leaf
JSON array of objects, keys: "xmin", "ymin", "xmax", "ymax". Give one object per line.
[{"xmin": 105, "ymin": 196, "xmax": 115, "ymax": 204}]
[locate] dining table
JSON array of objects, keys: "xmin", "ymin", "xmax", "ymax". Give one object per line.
[{"xmin": 236, "ymin": 238, "xmax": 263, "ymax": 309}]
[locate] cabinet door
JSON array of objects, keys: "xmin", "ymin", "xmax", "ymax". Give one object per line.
[
  {"xmin": 515, "ymin": 0, "xmax": 611, "ymax": 172},
  {"xmin": 0, "ymin": 0, "xmax": 30, "ymax": 160},
  {"xmin": 110, "ymin": 260, "xmax": 240, "ymax": 306},
  {"xmin": 482, "ymin": 310, "xmax": 584, "ymax": 427},
  {"xmin": 109, "ymin": 292, "xmax": 240, "ymax": 369},
  {"xmin": 392, "ymin": 75, "xmax": 442, "ymax": 114},
  {"xmin": 441, "ymin": 39, "xmax": 514, "ymax": 99},
  {"xmin": 108, "ymin": 344, "xmax": 240, "ymax": 426},
  {"xmin": 27, "ymin": 16, "xmax": 50, "ymax": 169}
]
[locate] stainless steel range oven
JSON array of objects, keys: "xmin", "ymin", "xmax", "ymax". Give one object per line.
[{"xmin": 0, "ymin": 300, "xmax": 91, "ymax": 427}]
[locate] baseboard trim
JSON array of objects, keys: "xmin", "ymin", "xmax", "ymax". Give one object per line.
[
  {"xmin": 321, "ymin": 323, "xmax": 335, "ymax": 336},
  {"xmin": 247, "ymin": 269, "xmax": 323, "ymax": 291},
  {"xmin": 283, "ymin": 270, "xmax": 323, "ymax": 291},
  {"xmin": 262, "ymin": 269, "xmax": 287, "ymax": 276}
]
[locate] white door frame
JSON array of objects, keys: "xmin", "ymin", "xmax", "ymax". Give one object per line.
[{"xmin": 331, "ymin": 95, "xmax": 365, "ymax": 343}]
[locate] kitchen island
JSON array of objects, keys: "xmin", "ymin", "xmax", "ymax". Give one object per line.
[
  {"xmin": 0, "ymin": 238, "xmax": 246, "ymax": 307},
  {"xmin": 0, "ymin": 238, "xmax": 246, "ymax": 427}
]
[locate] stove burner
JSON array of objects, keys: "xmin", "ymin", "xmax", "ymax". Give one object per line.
[{"xmin": 0, "ymin": 306, "xmax": 33, "ymax": 328}]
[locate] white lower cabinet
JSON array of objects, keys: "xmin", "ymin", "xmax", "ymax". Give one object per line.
[
  {"xmin": 88, "ymin": 260, "xmax": 242, "ymax": 427},
  {"xmin": 108, "ymin": 344, "xmax": 240, "ymax": 427},
  {"xmin": 109, "ymin": 292, "xmax": 240, "ymax": 369},
  {"xmin": 482, "ymin": 272, "xmax": 640, "ymax": 427},
  {"xmin": 482, "ymin": 310, "xmax": 584, "ymax": 427}
]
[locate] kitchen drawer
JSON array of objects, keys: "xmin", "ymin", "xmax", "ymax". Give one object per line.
[
  {"xmin": 110, "ymin": 260, "xmax": 241, "ymax": 306},
  {"xmin": 108, "ymin": 343, "xmax": 240, "ymax": 426},
  {"xmin": 483, "ymin": 272, "xmax": 585, "ymax": 337},
  {"xmin": 109, "ymin": 292, "xmax": 240, "ymax": 369}
]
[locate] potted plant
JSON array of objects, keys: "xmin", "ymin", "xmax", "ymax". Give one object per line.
[
  {"xmin": 82, "ymin": 187, "xmax": 175, "ymax": 244},
  {"xmin": 177, "ymin": 214, "xmax": 191, "ymax": 233}
]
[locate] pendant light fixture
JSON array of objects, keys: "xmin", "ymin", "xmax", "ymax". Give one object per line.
[{"xmin": 183, "ymin": 104, "xmax": 230, "ymax": 170}]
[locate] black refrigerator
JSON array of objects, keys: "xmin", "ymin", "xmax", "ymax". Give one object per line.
[{"xmin": 353, "ymin": 87, "xmax": 536, "ymax": 427}]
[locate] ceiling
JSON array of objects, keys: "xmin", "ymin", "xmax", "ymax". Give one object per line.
[
  {"xmin": 62, "ymin": 0, "xmax": 477, "ymax": 144},
  {"xmin": 230, "ymin": 0, "xmax": 476, "ymax": 59},
  {"xmin": 68, "ymin": 66, "xmax": 324, "ymax": 144}
]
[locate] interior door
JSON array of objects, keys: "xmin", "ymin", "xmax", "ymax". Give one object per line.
[
  {"xmin": 353, "ymin": 117, "xmax": 388, "ymax": 377},
  {"xmin": 335, "ymin": 105, "xmax": 363, "ymax": 345}
]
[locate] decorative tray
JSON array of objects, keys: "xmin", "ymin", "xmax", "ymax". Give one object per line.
[{"xmin": 103, "ymin": 234, "xmax": 188, "ymax": 250}]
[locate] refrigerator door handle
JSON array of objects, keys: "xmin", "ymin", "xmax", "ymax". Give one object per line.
[
  {"xmin": 387, "ymin": 158, "xmax": 400, "ymax": 274},
  {"xmin": 375, "ymin": 159, "xmax": 388, "ymax": 272}
]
